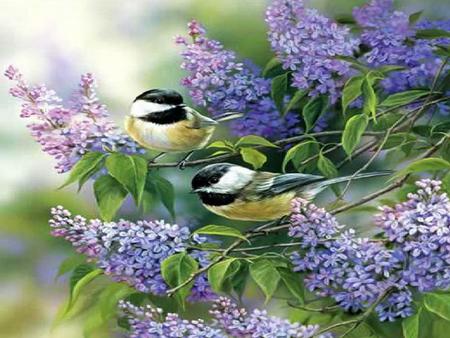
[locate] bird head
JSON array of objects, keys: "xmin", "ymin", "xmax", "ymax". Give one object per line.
[
  {"xmin": 130, "ymin": 88, "xmax": 184, "ymax": 118},
  {"xmin": 191, "ymin": 163, "xmax": 255, "ymax": 195}
]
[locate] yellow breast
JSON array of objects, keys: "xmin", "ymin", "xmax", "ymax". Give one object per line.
[
  {"xmin": 204, "ymin": 192, "xmax": 296, "ymax": 222},
  {"xmin": 124, "ymin": 116, "xmax": 215, "ymax": 152}
]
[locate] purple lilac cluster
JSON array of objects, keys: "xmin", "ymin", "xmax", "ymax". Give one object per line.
[
  {"xmin": 289, "ymin": 179, "xmax": 450, "ymax": 321},
  {"xmin": 119, "ymin": 297, "xmax": 332, "ymax": 338},
  {"xmin": 5, "ymin": 66, "xmax": 142, "ymax": 173},
  {"xmin": 375, "ymin": 179, "xmax": 450, "ymax": 292},
  {"xmin": 265, "ymin": 0, "xmax": 359, "ymax": 102},
  {"xmin": 353, "ymin": 0, "xmax": 450, "ymax": 93},
  {"xmin": 119, "ymin": 301, "xmax": 224, "ymax": 338},
  {"xmin": 49, "ymin": 206, "xmax": 215, "ymax": 301},
  {"xmin": 175, "ymin": 20, "xmax": 301, "ymax": 139}
]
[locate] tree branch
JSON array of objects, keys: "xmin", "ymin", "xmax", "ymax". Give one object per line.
[
  {"xmin": 314, "ymin": 287, "xmax": 395, "ymax": 337},
  {"xmin": 148, "ymin": 131, "xmax": 382, "ymax": 168},
  {"xmin": 331, "ymin": 134, "xmax": 447, "ymax": 214}
]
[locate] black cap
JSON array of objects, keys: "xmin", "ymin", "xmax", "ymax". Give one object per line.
[{"xmin": 134, "ymin": 89, "xmax": 183, "ymax": 105}]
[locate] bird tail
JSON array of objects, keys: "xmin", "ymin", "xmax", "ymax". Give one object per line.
[
  {"xmin": 306, "ymin": 170, "xmax": 392, "ymax": 197},
  {"xmin": 214, "ymin": 112, "xmax": 244, "ymax": 122}
]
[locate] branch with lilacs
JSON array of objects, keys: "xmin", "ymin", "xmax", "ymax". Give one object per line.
[
  {"xmin": 5, "ymin": 66, "xmax": 143, "ymax": 173},
  {"xmin": 49, "ymin": 206, "xmax": 215, "ymax": 302},
  {"xmin": 119, "ymin": 297, "xmax": 333, "ymax": 338}
]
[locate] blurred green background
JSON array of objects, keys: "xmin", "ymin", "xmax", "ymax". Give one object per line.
[{"xmin": 0, "ymin": 0, "xmax": 448, "ymax": 337}]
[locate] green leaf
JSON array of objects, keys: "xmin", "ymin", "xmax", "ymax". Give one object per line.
[
  {"xmin": 282, "ymin": 140, "xmax": 317, "ymax": 172},
  {"xmin": 380, "ymin": 90, "xmax": 430, "ymax": 107},
  {"xmin": 402, "ymin": 307, "xmax": 421, "ymax": 338},
  {"xmin": 194, "ymin": 225, "xmax": 248, "ymax": 241},
  {"xmin": 377, "ymin": 65, "xmax": 406, "ymax": 74},
  {"xmin": 443, "ymin": 172, "xmax": 450, "ymax": 194},
  {"xmin": 424, "ymin": 293, "xmax": 450, "ymax": 321},
  {"xmin": 65, "ymin": 266, "xmax": 102, "ymax": 315},
  {"xmin": 271, "ymin": 73, "xmax": 289, "ymax": 112},
  {"xmin": 342, "ymin": 114, "xmax": 369, "ymax": 156},
  {"xmin": 240, "ymin": 147, "xmax": 267, "ymax": 169},
  {"xmin": 362, "ymin": 78, "xmax": 377, "ymax": 119},
  {"xmin": 373, "ymin": 113, "xmax": 402, "ymax": 131},
  {"xmin": 278, "ymin": 267, "xmax": 304, "ymax": 304},
  {"xmin": 409, "ymin": 11, "xmax": 423, "ymax": 25},
  {"xmin": 283, "ymin": 90, "xmax": 307, "ymax": 115},
  {"xmin": 382, "ymin": 133, "xmax": 416, "ymax": 150},
  {"xmin": 69, "ymin": 264, "xmax": 95, "ymax": 291},
  {"xmin": 105, "ymin": 153, "xmax": 148, "ymax": 206},
  {"xmin": 342, "ymin": 75, "xmax": 364, "ymax": 114},
  {"xmin": 249, "ymin": 259, "xmax": 280, "ymax": 303},
  {"xmin": 98, "ymin": 283, "xmax": 134, "ymax": 320},
  {"xmin": 317, "ymin": 153, "xmax": 338, "ymax": 178},
  {"xmin": 94, "ymin": 174, "xmax": 128, "ymax": 221},
  {"xmin": 59, "ymin": 152, "xmax": 106, "ymax": 190},
  {"xmin": 235, "ymin": 135, "xmax": 279, "ymax": 148},
  {"xmin": 142, "ymin": 172, "xmax": 176, "ymax": 218},
  {"xmin": 393, "ymin": 158, "xmax": 450, "ymax": 179},
  {"xmin": 335, "ymin": 55, "xmax": 369, "ymax": 73},
  {"xmin": 152, "ymin": 174, "xmax": 175, "ymax": 219},
  {"xmin": 56, "ymin": 254, "xmax": 86, "ymax": 279},
  {"xmin": 432, "ymin": 121, "xmax": 450, "ymax": 135},
  {"xmin": 303, "ymin": 95, "xmax": 328, "ymax": 131},
  {"xmin": 263, "ymin": 57, "xmax": 282, "ymax": 77},
  {"xmin": 208, "ymin": 258, "xmax": 239, "ymax": 293},
  {"xmin": 416, "ymin": 29, "xmax": 450, "ymax": 39},
  {"xmin": 161, "ymin": 253, "xmax": 198, "ymax": 308},
  {"xmin": 207, "ymin": 140, "xmax": 235, "ymax": 150}
]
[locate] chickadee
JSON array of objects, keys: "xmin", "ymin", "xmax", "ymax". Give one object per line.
[
  {"xmin": 191, "ymin": 163, "xmax": 391, "ymax": 221},
  {"xmin": 124, "ymin": 89, "xmax": 242, "ymax": 168}
]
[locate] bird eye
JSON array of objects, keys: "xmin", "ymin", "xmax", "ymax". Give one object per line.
[{"xmin": 209, "ymin": 176, "xmax": 220, "ymax": 184}]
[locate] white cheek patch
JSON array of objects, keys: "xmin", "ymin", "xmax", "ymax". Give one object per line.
[
  {"xmin": 211, "ymin": 166, "xmax": 255, "ymax": 193},
  {"xmin": 130, "ymin": 100, "xmax": 172, "ymax": 117}
]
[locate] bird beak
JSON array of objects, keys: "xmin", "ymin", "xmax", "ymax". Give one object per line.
[{"xmin": 190, "ymin": 189, "xmax": 200, "ymax": 194}]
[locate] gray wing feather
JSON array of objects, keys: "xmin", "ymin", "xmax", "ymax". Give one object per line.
[{"xmin": 244, "ymin": 172, "xmax": 324, "ymax": 200}]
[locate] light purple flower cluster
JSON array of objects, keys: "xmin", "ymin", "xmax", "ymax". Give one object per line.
[
  {"xmin": 265, "ymin": 0, "xmax": 359, "ymax": 102},
  {"xmin": 176, "ymin": 20, "xmax": 301, "ymax": 139},
  {"xmin": 119, "ymin": 297, "xmax": 332, "ymax": 338},
  {"xmin": 353, "ymin": 0, "xmax": 450, "ymax": 93},
  {"xmin": 5, "ymin": 66, "xmax": 142, "ymax": 173},
  {"xmin": 49, "ymin": 206, "xmax": 215, "ymax": 301},
  {"xmin": 119, "ymin": 300, "xmax": 224, "ymax": 338},
  {"xmin": 375, "ymin": 179, "xmax": 450, "ymax": 292},
  {"xmin": 289, "ymin": 179, "xmax": 450, "ymax": 321}
]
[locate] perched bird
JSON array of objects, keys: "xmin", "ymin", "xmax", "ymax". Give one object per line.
[
  {"xmin": 191, "ymin": 163, "xmax": 391, "ymax": 221},
  {"xmin": 125, "ymin": 89, "xmax": 242, "ymax": 168}
]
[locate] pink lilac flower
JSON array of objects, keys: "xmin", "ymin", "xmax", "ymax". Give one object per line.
[
  {"xmin": 265, "ymin": 0, "xmax": 359, "ymax": 102},
  {"xmin": 49, "ymin": 206, "xmax": 215, "ymax": 301},
  {"xmin": 5, "ymin": 66, "xmax": 143, "ymax": 173}
]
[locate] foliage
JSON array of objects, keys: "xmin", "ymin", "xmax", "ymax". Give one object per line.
[{"xmin": 5, "ymin": 0, "xmax": 450, "ymax": 337}]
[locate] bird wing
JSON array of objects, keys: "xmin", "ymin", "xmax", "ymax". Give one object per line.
[
  {"xmin": 187, "ymin": 108, "xmax": 218, "ymax": 129},
  {"xmin": 241, "ymin": 172, "xmax": 324, "ymax": 201}
]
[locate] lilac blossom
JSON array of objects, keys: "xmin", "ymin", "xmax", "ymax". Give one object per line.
[
  {"xmin": 265, "ymin": 0, "xmax": 359, "ymax": 102},
  {"xmin": 120, "ymin": 297, "xmax": 333, "ymax": 338},
  {"xmin": 176, "ymin": 20, "xmax": 302, "ymax": 139},
  {"xmin": 49, "ymin": 206, "xmax": 215, "ymax": 301},
  {"xmin": 289, "ymin": 179, "xmax": 450, "ymax": 321},
  {"xmin": 353, "ymin": 0, "xmax": 450, "ymax": 94},
  {"xmin": 5, "ymin": 66, "xmax": 142, "ymax": 173}
]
